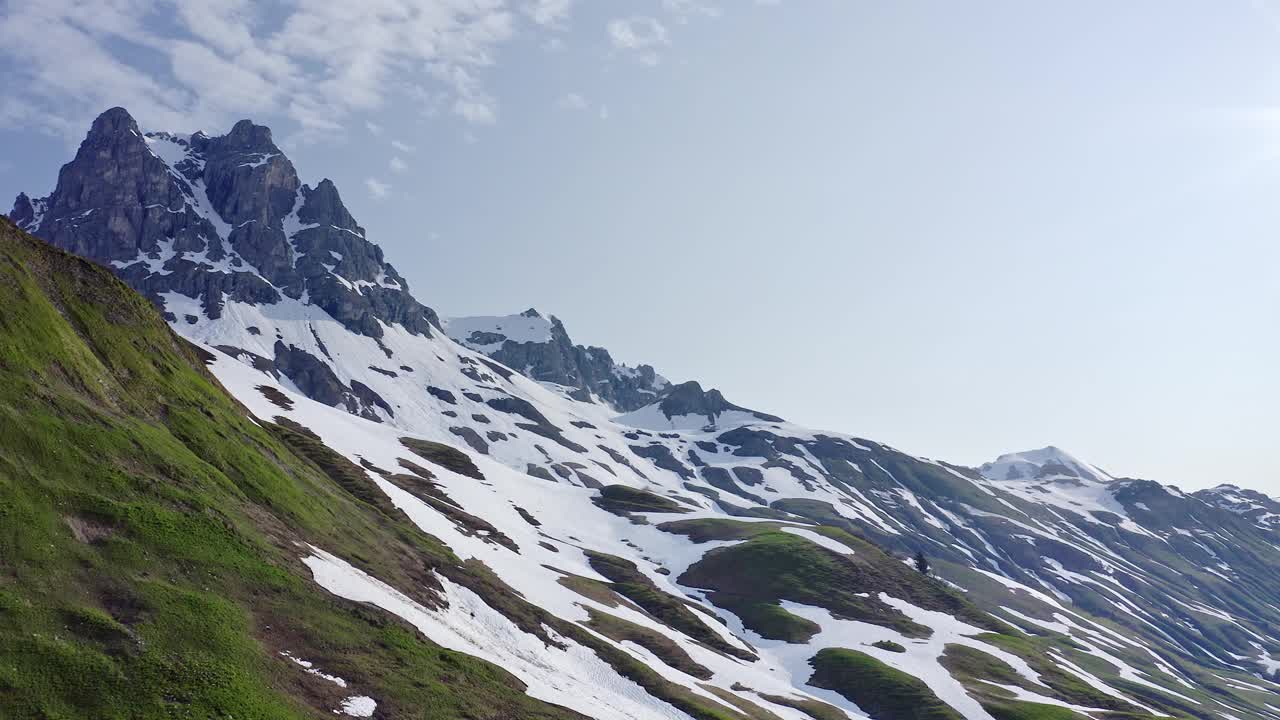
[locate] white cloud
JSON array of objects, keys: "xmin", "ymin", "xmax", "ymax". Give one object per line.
[
  {"xmin": 366, "ymin": 121, "xmax": 383, "ymax": 136},
  {"xmin": 558, "ymin": 92, "xmax": 589, "ymax": 110},
  {"xmin": 391, "ymin": 139, "xmax": 416, "ymax": 153},
  {"xmin": 0, "ymin": 0, "xmax": 542, "ymax": 140},
  {"xmin": 429, "ymin": 62, "xmax": 499, "ymax": 125},
  {"xmin": 662, "ymin": 0, "xmax": 721, "ymax": 23},
  {"xmin": 389, "ymin": 156, "xmax": 408, "ymax": 172},
  {"xmin": 608, "ymin": 16, "xmax": 668, "ymax": 50},
  {"xmin": 599, "ymin": 105, "xmax": 610, "ymax": 120},
  {"xmin": 524, "ymin": 0, "xmax": 572, "ymax": 28},
  {"xmin": 454, "ymin": 97, "xmax": 497, "ymax": 125},
  {"xmin": 365, "ymin": 177, "xmax": 391, "ymax": 199},
  {"xmin": 607, "ymin": 16, "xmax": 668, "ymax": 66}
]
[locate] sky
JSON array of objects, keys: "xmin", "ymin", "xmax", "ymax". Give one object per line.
[{"xmin": 1, "ymin": 1, "xmax": 1277, "ymax": 492}]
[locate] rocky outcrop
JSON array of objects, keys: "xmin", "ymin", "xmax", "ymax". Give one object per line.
[
  {"xmin": 445, "ymin": 309, "xmax": 671, "ymax": 411},
  {"xmin": 10, "ymin": 107, "xmax": 438, "ymax": 339},
  {"xmin": 657, "ymin": 381, "xmax": 782, "ymax": 424},
  {"xmin": 272, "ymin": 341, "xmax": 391, "ymax": 422}
]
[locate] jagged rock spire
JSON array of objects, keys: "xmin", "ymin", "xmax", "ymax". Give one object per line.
[{"xmin": 7, "ymin": 107, "xmax": 439, "ymax": 339}]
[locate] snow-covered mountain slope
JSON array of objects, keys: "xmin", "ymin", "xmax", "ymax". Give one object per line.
[{"xmin": 12, "ymin": 107, "xmax": 1280, "ymax": 720}]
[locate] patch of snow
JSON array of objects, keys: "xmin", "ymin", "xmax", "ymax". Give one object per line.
[
  {"xmin": 781, "ymin": 527, "xmax": 855, "ymax": 556},
  {"xmin": 280, "ymin": 651, "xmax": 347, "ymax": 687},
  {"xmin": 444, "ymin": 313, "xmax": 555, "ymax": 352},
  {"xmin": 337, "ymin": 696, "xmax": 376, "ymax": 717}
]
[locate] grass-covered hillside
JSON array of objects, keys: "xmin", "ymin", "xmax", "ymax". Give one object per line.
[{"xmin": 0, "ymin": 216, "xmax": 588, "ymax": 719}]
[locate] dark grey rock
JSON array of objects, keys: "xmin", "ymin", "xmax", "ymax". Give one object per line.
[
  {"xmin": 272, "ymin": 341, "xmax": 387, "ymax": 422},
  {"xmin": 450, "ymin": 309, "xmax": 672, "ymax": 412},
  {"xmin": 450, "ymin": 426, "xmax": 489, "ymax": 455},
  {"xmin": 526, "ymin": 464, "xmax": 557, "ymax": 483},
  {"xmin": 700, "ymin": 467, "xmax": 766, "ymax": 505},
  {"xmin": 658, "ymin": 381, "xmax": 782, "ymax": 425},
  {"xmin": 10, "ymin": 107, "xmax": 439, "ymax": 342},
  {"xmin": 630, "ymin": 444, "xmax": 694, "ymax": 480},
  {"xmin": 427, "ymin": 386, "xmax": 457, "ymax": 405},
  {"xmin": 485, "ymin": 396, "xmax": 551, "ymax": 426}
]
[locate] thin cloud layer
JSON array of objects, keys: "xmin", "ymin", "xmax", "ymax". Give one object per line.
[
  {"xmin": 0, "ymin": 0, "xmax": 728, "ymax": 142},
  {"xmin": 365, "ymin": 177, "xmax": 392, "ymax": 199},
  {"xmin": 0, "ymin": 0, "xmax": 523, "ymax": 140},
  {"xmin": 607, "ymin": 16, "xmax": 668, "ymax": 66}
]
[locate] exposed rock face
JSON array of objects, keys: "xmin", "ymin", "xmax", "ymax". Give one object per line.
[
  {"xmin": 10, "ymin": 107, "xmax": 437, "ymax": 339},
  {"xmin": 272, "ymin": 342, "xmax": 392, "ymax": 422},
  {"xmin": 10, "ymin": 107, "xmax": 440, "ymax": 415},
  {"xmin": 657, "ymin": 381, "xmax": 782, "ymax": 424},
  {"xmin": 445, "ymin": 309, "xmax": 671, "ymax": 411}
]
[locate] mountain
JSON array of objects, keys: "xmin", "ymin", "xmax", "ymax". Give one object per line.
[
  {"xmin": 8, "ymin": 107, "xmax": 1280, "ymax": 720},
  {"xmin": 444, "ymin": 308, "xmax": 672, "ymax": 410},
  {"xmin": 0, "ymin": 216, "xmax": 590, "ymax": 719}
]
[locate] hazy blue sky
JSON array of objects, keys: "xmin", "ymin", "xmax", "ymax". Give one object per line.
[{"xmin": 1, "ymin": 1, "xmax": 1277, "ymax": 490}]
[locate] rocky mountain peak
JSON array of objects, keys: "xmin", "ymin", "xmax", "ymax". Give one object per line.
[
  {"xmin": 7, "ymin": 107, "xmax": 442, "ymax": 417},
  {"xmin": 224, "ymin": 118, "xmax": 276, "ymax": 149},
  {"xmin": 298, "ymin": 178, "xmax": 362, "ymax": 234},
  {"xmin": 88, "ymin": 106, "xmax": 141, "ymax": 137},
  {"xmin": 9, "ymin": 192, "xmax": 33, "ymax": 227}
]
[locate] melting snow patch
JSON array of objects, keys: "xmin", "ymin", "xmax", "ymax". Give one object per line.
[
  {"xmin": 444, "ymin": 313, "xmax": 555, "ymax": 351},
  {"xmin": 337, "ymin": 695, "xmax": 376, "ymax": 717},
  {"xmin": 781, "ymin": 527, "xmax": 855, "ymax": 556},
  {"xmin": 280, "ymin": 651, "xmax": 347, "ymax": 687}
]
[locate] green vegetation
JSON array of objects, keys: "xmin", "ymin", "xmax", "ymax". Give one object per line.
[
  {"xmin": 808, "ymin": 648, "xmax": 963, "ymax": 720},
  {"xmin": 700, "ymin": 685, "xmax": 787, "ymax": 720},
  {"xmin": 873, "ymin": 640, "xmax": 907, "ymax": 653},
  {"xmin": 0, "ymin": 218, "xmax": 587, "ymax": 719},
  {"xmin": 555, "ymin": 571, "xmax": 632, "ymax": 608},
  {"xmin": 975, "ymin": 634, "xmax": 1142, "ymax": 714},
  {"xmin": 586, "ymin": 551, "xmax": 756, "ymax": 660},
  {"xmin": 722, "ymin": 599, "xmax": 822, "ymax": 643},
  {"xmin": 936, "ymin": 644, "xmax": 1096, "ymax": 719},
  {"xmin": 657, "ymin": 517, "xmax": 788, "ymax": 543},
  {"xmin": 982, "ymin": 701, "xmax": 1087, "ymax": 720},
  {"xmin": 939, "ymin": 645, "xmax": 1025, "ymax": 687},
  {"xmin": 679, "ymin": 530, "xmax": 1003, "ymax": 640},
  {"xmin": 583, "ymin": 607, "xmax": 713, "ymax": 678},
  {"xmin": 755, "ymin": 693, "xmax": 851, "ymax": 720},
  {"xmin": 593, "ymin": 484, "xmax": 692, "ymax": 516}
]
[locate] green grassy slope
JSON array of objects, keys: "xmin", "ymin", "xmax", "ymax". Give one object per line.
[
  {"xmin": 808, "ymin": 648, "xmax": 963, "ymax": 720},
  {"xmin": 0, "ymin": 216, "xmax": 588, "ymax": 719},
  {"xmin": 672, "ymin": 521, "xmax": 1004, "ymax": 640}
]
